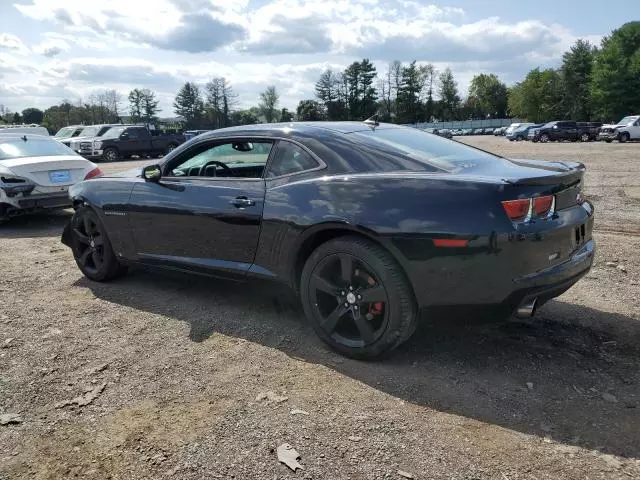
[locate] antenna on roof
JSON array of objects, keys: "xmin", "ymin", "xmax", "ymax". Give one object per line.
[
  {"xmin": 363, "ymin": 114, "xmax": 379, "ymax": 128},
  {"xmin": 22, "ymin": 135, "xmax": 28, "ymax": 142}
]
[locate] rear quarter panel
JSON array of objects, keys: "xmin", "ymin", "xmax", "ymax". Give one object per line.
[{"xmin": 254, "ymin": 173, "xmax": 510, "ymax": 304}]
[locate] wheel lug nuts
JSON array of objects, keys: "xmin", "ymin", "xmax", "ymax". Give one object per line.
[
  {"xmin": 349, "ymin": 286, "xmax": 353, "ymax": 291},
  {"xmin": 341, "ymin": 291, "xmax": 345, "ymax": 296},
  {"xmin": 357, "ymin": 295, "xmax": 362, "ymax": 300},
  {"xmin": 344, "ymin": 302, "xmax": 349, "ymax": 307}
]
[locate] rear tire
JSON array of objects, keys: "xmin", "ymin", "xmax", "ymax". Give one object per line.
[
  {"xmin": 580, "ymin": 133, "xmax": 590, "ymax": 142},
  {"xmin": 70, "ymin": 206, "xmax": 128, "ymax": 282},
  {"xmin": 300, "ymin": 235, "xmax": 417, "ymax": 359},
  {"xmin": 540, "ymin": 133, "xmax": 550, "ymax": 143}
]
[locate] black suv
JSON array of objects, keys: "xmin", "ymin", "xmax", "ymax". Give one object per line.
[{"xmin": 530, "ymin": 121, "xmax": 579, "ymax": 143}]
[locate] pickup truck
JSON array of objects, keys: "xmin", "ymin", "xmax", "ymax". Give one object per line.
[
  {"xmin": 598, "ymin": 115, "xmax": 640, "ymax": 143},
  {"xmin": 78, "ymin": 126, "xmax": 186, "ymax": 161},
  {"xmin": 59, "ymin": 124, "xmax": 123, "ymax": 149},
  {"xmin": 529, "ymin": 121, "xmax": 580, "ymax": 143}
]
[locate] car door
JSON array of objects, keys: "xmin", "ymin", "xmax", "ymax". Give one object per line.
[
  {"xmin": 126, "ymin": 137, "xmax": 272, "ymax": 278},
  {"xmin": 631, "ymin": 118, "xmax": 640, "ymax": 139},
  {"xmin": 118, "ymin": 127, "xmax": 143, "ymax": 157}
]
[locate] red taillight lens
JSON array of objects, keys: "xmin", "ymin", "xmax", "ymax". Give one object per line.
[
  {"xmin": 502, "ymin": 199, "xmax": 530, "ymax": 221},
  {"xmin": 533, "ymin": 195, "xmax": 553, "ymax": 216},
  {"xmin": 433, "ymin": 239, "xmax": 469, "ymax": 247},
  {"xmin": 84, "ymin": 167, "xmax": 103, "ymax": 180}
]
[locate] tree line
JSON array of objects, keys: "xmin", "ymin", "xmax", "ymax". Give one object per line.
[{"xmin": 2, "ymin": 21, "xmax": 637, "ymax": 133}]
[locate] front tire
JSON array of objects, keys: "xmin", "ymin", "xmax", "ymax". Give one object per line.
[
  {"xmin": 619, "ymin": 132, "xmax": 630, "ymax": 143},
  {"xmin": 102, "ymin": 148, "xmax": 120, "ymax": 162},
  {"xmin": 540, "ymin": 133, "xmax": 550, "ymax": 143},
  {"xmin": 70, "ymin": 207, "xmax": 127, "ymax": 282},
  {"xmin": 300, "ymin": 236, "xmax": 417, "ymax": 359}
]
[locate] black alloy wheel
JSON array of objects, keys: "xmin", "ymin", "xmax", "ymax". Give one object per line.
[
  {"xmin": 301, "ymin": 236, "xmax": 417, "ymax": 359},
  {"xmin": 71, "ymin": 207, "xmax": 127, "ymax": 282}
]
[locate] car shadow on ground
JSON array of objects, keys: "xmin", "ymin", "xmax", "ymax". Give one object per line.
[
  {"xmin": 0, "ymin": 211, "xmax": 70, "ymax": 239},
  {"xmin": 77, "ymin": 268, "xmax": 640, "ymax": 460}
]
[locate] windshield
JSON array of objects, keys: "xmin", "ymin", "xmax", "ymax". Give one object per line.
[
  {"xmin": 351, "ymin": 127, "xmax": 500, "ymax": 173},
  {"xmin": 79, "ymin": 126, "xmax": 99, "ymax": 137},
  {"xmin": 542, "ymin": 122, "xmax": 556, "ymax": 128},
  {"xmin": 54, "ymin": 127, "xmax": 77, "ymax": 138},
  {"xmin": 618, "ymin": 116, "xmax": 638, "ymax": 125},
  {"xmin": 0, "ymin": 137, "xmax": 77, "ymax": 160},
  {"xmin": 101, "ymin": 127, "xmax": 126, "ymax": 139}
]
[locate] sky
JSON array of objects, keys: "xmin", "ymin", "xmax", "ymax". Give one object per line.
[{"xmin": 0, "ymin": 0, "xmax": 635, "ymax": 117}]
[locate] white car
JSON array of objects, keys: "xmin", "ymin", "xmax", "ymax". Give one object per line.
[
  {"xmin": 504, "ymin": 123, "xmax": 522, "ymax": 136},
  {"xmin": 0, "ymin": 133, "xmax": 102, "ymax": 222},
  {"xmin": 598, "ymin": 115, "xmax": 640, "ymax": 143}
]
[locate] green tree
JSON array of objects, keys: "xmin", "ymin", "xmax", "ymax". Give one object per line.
[
  {"xmin": 128, "ymin": 88, "xmax": 144, "ymax": 123},
  {"xmin": 280, "ymin": 108, "xmax": 293, "ymax": 122},
  {"xmin": 141, "ymin": 89, "xmax": 160, "ymax": 124},
  {"xmin": 561, "ymin": 39, "xmax": 596, "ymax": 121},
  {"xmin": 230, "ymin": 110, "xmax": 258, "ymax": 126},
  {"xmin": 315, "ymin": 69, "xmax": 345, "ymax": 120},
  {"xmin": 296, "ymin": 100, "xmax": 325, "ymax": 120},
  {"xmin": 173, "ymin": 82, "xmax": 204, "ymax": 128},
  {"xmin": 590, "ymin": 21, "xmax": 640, "ymax": 120},
  {"xmin": 467, "ymin": 73, "xmax": 508, "ymax": 118},
  {"xmin": 12, "ymin": 112, "xmax": 21, "ymax": 124},
  {"xmin": 205, "ymin": 77, "xmax": 237, "ymax": 128},
  {"xmin": 508, "ymin": 68, "xmax": 563, "ymax": 122},
  {"xmin": 437, "ymin": 68, "xmax": 460, "ymax": 121},
  {"xmin": 344, "ymin": 59, "xmax": 378, "ymax": 119},
  {"xmin": 21, "ymin": 107, "xmax": 44, "ymax": 124},
  {"xmin": 258, "ymin": 86, "xmax": 279, "ymax": 123},
  {"xmin": 396, "ymin": 61, "xmax": 427, "ymax": 124}
]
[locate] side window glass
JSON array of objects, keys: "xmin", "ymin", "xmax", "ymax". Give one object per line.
[
  {"xmin": 128, "ymin": 129, "xmax": 139, "ymax": 139},
  {"xmin": 168, "ymin": 141, "xmax": 273, "ymax": 178},
  {"xmin": 267, "ymin": 142, "xmax": 319, "ymax": 178}
]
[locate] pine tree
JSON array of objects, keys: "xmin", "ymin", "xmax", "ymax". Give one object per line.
[{"xmin": 173, "ymin": 82, "xmax": 204, "ymax": 128}]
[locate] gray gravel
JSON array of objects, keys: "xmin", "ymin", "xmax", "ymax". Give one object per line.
[{"xmin": 1, "ymin": 136, "xmax": 639, "ymax": 479}]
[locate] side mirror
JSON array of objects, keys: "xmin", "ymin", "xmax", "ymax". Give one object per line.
[
  {"xmin": 120, "ymin": 133, "xmax": 129, "ymax": 139},
  {"xmin": 142, "ymin": 164, "xmax": 162, "ymax": 182},
  {"xmin": 552, "ymin": 125, "xmax": 558, "ymax": 129}
]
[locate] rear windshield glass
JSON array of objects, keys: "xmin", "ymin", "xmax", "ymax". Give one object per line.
[
  {"xmin": 54, "ymin": 127, "xmax": 78, "ymax": 138},
  {"xmin": 0, "ymin": 137, "xmax": 76, "ymax": 160},
  {"xmin": 351, "ymin": 127, "xmax": 500, "ymax": 172}
]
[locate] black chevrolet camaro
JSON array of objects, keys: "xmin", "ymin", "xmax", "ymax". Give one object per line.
[{"xmin": 62, "ymin": 121, "xmax": 595, "ymax": 358}]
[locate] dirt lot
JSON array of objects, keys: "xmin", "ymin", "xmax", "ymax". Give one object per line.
[{"xmin": 1, "ymin": 137, "xmax": 639, "ymax": 479}]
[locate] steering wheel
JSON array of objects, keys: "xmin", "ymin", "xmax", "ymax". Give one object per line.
[{"xmin": 198, "ymin": 160, "xmax": 232, "ymax": 177}]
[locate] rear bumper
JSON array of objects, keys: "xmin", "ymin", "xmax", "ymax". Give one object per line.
[{"xmin": 1, "ymin": 192, "xmax": 71, "ymax": 218}]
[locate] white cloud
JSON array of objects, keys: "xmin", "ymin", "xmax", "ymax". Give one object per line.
[
  {"xmin": 1, "ymin": 0, "xmax": 606, "ymax": 113},
  {"xmin": 0, "ymin": 33, "xmax": 30, "ymax": 54}
]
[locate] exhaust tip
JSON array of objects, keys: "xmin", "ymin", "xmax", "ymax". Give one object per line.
[{"xmin": 516, "ymin": 298, "xmax": 538, "ymax": 318}]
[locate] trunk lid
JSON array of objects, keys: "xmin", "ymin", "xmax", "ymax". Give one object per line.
[{"xmin": 1, "ymin": 155, "xmax": 94, "ymax": 186}]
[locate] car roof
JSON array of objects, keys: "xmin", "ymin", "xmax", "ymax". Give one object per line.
[{"xmin": 198, "ymin": 121, "xmax": 403, "ymax": 139}]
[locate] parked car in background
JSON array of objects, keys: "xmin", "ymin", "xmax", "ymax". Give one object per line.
[
  {"xmin": 0, "ymin": 124, "xmax": 50, "ymax": 136},
  {"xmin": 82, "ymin": 126, "xmax": 186, "ymax": 162},
  {"xmin": 0, "ymin": 133, "xmax": 101, "ymax": 222},
  {"xmin": 598, "ymin": 116, "xmax": 640, "ymax": 143},
  {"xmin": 576, "ymin": 122, "xmax": 602, "ymax": 142},
  {"xmin": 61, "ymin": 121, "xmax": 594, "ymax": 358},
  {"xmin": 493, "ymin": 127, "xmax": 507, "ymax": 136},
  {"xmin": 184, "ymin": 130, "xmax": 211, "ymax": 141},
  {"xmin": 424, "ymin": 128, "xmax": 453, "ymax": 139},
  {"xmin": 506, "ymin": 123, "xmax": 534, "ymax": 141},
  {"xmin": 54, "ymin": 125, "xmax": 85, "ymax": 140},
  {"xmin": 529, "ymin": 121, "xmax": 579, "ymax": 143},
  {"xmin": 504, "ymin": 123, "xmax": 523, "ymax": 137},
  {"xmin": 61, "ymin": 124, "xmax": 124, "ymax": 150}
]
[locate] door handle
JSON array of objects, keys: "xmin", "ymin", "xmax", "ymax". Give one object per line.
[{"xmin": 231, "ymin": 196, "xmax": 255, "ymax": 208}]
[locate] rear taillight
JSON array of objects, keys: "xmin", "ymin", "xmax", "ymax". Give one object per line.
[
  {"xmin": 502, "ymin": 199, "xmax": 531, "ymax": 221},
  {"xmin": 433, "ymin": 239, "xmax": 469, "ymax": 248},
  {"xmin": 502, "ymin": 195, "xmax": 555, "ymax": 222},
  {"xmin": 84, "ymin": 167, "xmax": 103, "ymax": 180},
  {"xmin": 533, "ymin": 195, "xmax": 553, "ymax": 216}
]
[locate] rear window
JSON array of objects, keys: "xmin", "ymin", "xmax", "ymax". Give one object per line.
[
  {"xmin": 0, "ymin": 137, "xmax": 77, "ymax": 160},
  {"xmin": 351, "ymin": 127, "xmax": 500, "ymax": 173}
]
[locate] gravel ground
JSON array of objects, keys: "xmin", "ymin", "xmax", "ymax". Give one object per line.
[{"xmin": 1, "ymin": 136, "xmax": 639, "ymax": 479}]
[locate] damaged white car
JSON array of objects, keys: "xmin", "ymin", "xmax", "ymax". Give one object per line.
[{"xmin": 0, "ymin": 133, "xmax": 102, "ymax": 222}]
